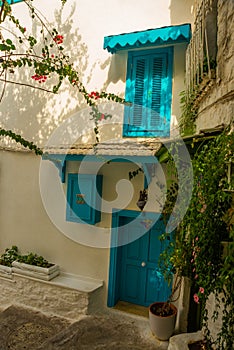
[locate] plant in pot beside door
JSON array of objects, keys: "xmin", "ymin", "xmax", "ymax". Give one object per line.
[
  {"xmin": 149, "ymin": 272, "xmax": 181, "ymax": 341},
  {"xmin": 148, "ymin": 181, "xmax": 185, "ymax": 341}
]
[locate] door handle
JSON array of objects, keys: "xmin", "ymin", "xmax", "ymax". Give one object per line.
[{"xmin": 141, "ymin": 261, "xmax": 146, "ymax": 267}]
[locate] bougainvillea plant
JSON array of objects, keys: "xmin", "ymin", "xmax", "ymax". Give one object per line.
[
  {"xmin": 160, "ymin": 129, "xmax": 233, "ymax": 350},
  {"xmin": 0, "ymin": 0, "xmax": 125, "ymax": 154}
]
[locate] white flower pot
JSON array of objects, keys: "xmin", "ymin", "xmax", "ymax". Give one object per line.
[
  {"xmin": 149, "ymin": 302, "xmax": 177, "ymax": 341},
  {"xmin": 0, "ymin": 264, "xmax": 13, "ymax": 279},
  {"xmin": 12, "ymin": 261, "xmax": 59, "ymax": 281}
]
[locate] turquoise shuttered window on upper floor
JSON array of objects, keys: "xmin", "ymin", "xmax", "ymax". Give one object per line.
[{"xmin": 123, "ymin": 47, "xmax": 173, "ymax": 138}]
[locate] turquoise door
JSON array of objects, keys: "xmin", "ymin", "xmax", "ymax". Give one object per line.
[{"xmin": 119, "ymin": 216, "xmax": 171, "ymax": 307}]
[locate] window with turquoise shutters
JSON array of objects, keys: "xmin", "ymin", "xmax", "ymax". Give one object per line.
[{"xmin": 123, "ymin": 47, "xmax": 173, "ymax": 137}]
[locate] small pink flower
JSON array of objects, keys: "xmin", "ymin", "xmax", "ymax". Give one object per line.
[
  {"xmin": 195, "ymin": 237, "xmax": 199, "ymax": 242},
  {"xmin": 199, "ymin": 287, "xmax": 204, "ymax": 294},
  {"xmin": 53, "ymin": 35, "xmax": 64, "ymax": 45},
  {"xmin": 31, "ymin": 74, "xmax": 47, "ymax": 83},
  {"xmin": 192, "ymin": 268, "xmax": 196, "ymax": 273},
  {"xmin": 88, "ymin": 91, "xmax": 100, "ymax": 100},
  {"xmin": 193, "ymin": 293, "xmax": 199, "ymax": 304},
  {"xmin": 99, "ymin": 113, "xmax": 105, "ymax": 121},
  {"xmin": 191, "ymin": 259, "xmax": 194, "ymax": 263},
  {"xmin": 194, "ymin": 274, "xmax": 198, "ymax": 279}
]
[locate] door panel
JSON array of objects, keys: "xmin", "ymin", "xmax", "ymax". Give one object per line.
[
  {"xmin": 119, "ymin": 216, "xmax": 171, "ymax": 307},
  {"xmin": 124, "ymin": 265, "xmax": 142, "ymax": 302}
]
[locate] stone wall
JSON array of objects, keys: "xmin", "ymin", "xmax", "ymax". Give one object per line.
[
  {"xmin": 205, "ymin": 293, "xmax": 225, "ymax": 344},
  {"xmin": 196, "ymin": 0, "xmax": 234, "ymax": 132},
  {"xmin": 193, "ymin": 0, "xmax": 233, "ymax": 343},
  {"xmin": 0, "ymin": 274, "xmax": 103, "ymax": 321},
  {"xmin": 173, "ymin": 277, "xmax": 191, "ymax": 334}
]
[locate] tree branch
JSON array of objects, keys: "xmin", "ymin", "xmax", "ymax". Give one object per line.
[{"xmin": 0, "ymin": 78, "xmax": 55, "ymax": 93}]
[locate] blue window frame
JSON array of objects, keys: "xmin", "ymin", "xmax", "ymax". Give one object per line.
[
  {"xmin": 123, "ymin": 47, "xmax": 173, "ymax": 138},
  {"xmin": 66, "ymin": 174, "xmax": 103, "ymax": 225}
]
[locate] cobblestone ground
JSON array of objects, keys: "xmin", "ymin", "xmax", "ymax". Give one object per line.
[{"xmin": 0, "ymin": 306, "xmax": 168, "ymax": 350}]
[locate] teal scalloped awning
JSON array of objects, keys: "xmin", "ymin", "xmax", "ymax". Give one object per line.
[
  {"xmin": 0, "ymin": 0, "xmax": 24, "ymax": 4},
  {"xmin": 104, "ymin": 23, "xmax": 191, "ymax": 53}
]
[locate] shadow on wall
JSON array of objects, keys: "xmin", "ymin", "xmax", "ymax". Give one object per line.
[
  {"xmin": 0, "ymin": 2, "xmax": 92, "ymax": 148},
  {"xmin": 102, "ymin": 52, "xmax": 127, "ymax": 93}
]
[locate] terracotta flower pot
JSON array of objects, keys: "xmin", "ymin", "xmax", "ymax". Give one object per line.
[{"xmin": 149, "ymin": 302, "xmax": 177, "ymax": 341}]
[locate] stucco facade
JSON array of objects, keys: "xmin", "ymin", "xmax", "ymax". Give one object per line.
[{"xmin": 0, "ymin": 0, "xmax": 195, "ymax": 313}]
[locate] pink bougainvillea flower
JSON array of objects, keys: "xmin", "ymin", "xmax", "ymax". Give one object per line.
[
  {"xmin": 31, "ymin": 74, "xmax": 47, "ymax": 83},
  {"xmin": 199, "ymin": 287, "xmax": 205, "ymax": 294},
  {"xmin": 193, "ymin": 294, "xmax": 199, "ymax": 304},
  {"xmin": 195, "ymin": 237, "xmax": 199, "ymax": 241},
  {"xmin": 194, "ymin": 274, "xmax": 198, "ymax": 279},
  {"xmin": 53, "ymin": 35, "xmax": 64, "ymax": 45},
  {"xmin": 88, "ymin": 91, "xmax": 100, "ymax": 100}
]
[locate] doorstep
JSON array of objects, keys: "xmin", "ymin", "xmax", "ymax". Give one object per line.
[{"xmin": 114, "ymin": 301, "xmax": 149, "ymax": 318}]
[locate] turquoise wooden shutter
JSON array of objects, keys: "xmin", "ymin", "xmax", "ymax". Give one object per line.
[
  {"xmin": 148, "ymin": 54, "xmax": 167, "ymax": 133},
  {"xmin": 131, "ymin": 57, "xmax": 148, "ymax": 131},
  {"xmin": 124, "ymin": 48, "xmax": 172, "ymax": 137},
  {"xmin": 150, "ymin": 57, "xmax": 163, "ymax": 127}
]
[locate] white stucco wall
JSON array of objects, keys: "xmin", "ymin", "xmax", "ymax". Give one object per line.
[
  {"xmin": 0, "ymin": 0, "xmax": 194, "ymax": 147},
  {"xmin": 0, "ymin": 0, "xmax": 194, "ymax": 306}
]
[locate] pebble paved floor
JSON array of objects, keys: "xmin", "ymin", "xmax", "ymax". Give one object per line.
[{"xmin": 0, "ymin": 306, "xmax": 169, "ymax": 350}]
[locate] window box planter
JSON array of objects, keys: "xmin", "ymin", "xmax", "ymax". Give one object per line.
[
  {"xmin": 0, "ymin": 264, "xmax": 13, "ymax": 279},
  {"xmin": 12, "ymin": 261, "xmax": 60, "ymax": 281},
  {"xmin": 0, "ymin": 246, "xmax": 19, "ymax": 279}
]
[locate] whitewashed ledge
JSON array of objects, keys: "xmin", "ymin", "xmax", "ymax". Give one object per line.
[
  {"xmin": 168, "ymin": 331, "xmax": 204, "ymax": 350},
  {"xmin": 0, "ymin": 272, "xmax": 104, "ymax": 320},
  {"xmin": 51, "ymin": 272, "xmax": 103, "ymax": 292}
]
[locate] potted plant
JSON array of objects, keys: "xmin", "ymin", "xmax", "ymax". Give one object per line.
[
  {"xmin": 12, "ymin": 252, "xmax": 59, "ymax": 281},
  {"xmin": 0, "ymin": 246, "xmax": 19, "ymax": 279},
  {"xmin": 149, "ymin": 302, "xmax": 177, "ymax": 341},
  {"xmin": 149, "ymin": 277, "xmax": 179, "ymax": 341},
  {"xmin": 147, "ymin": 176, "xmax": 184, "ymax": 341}
]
